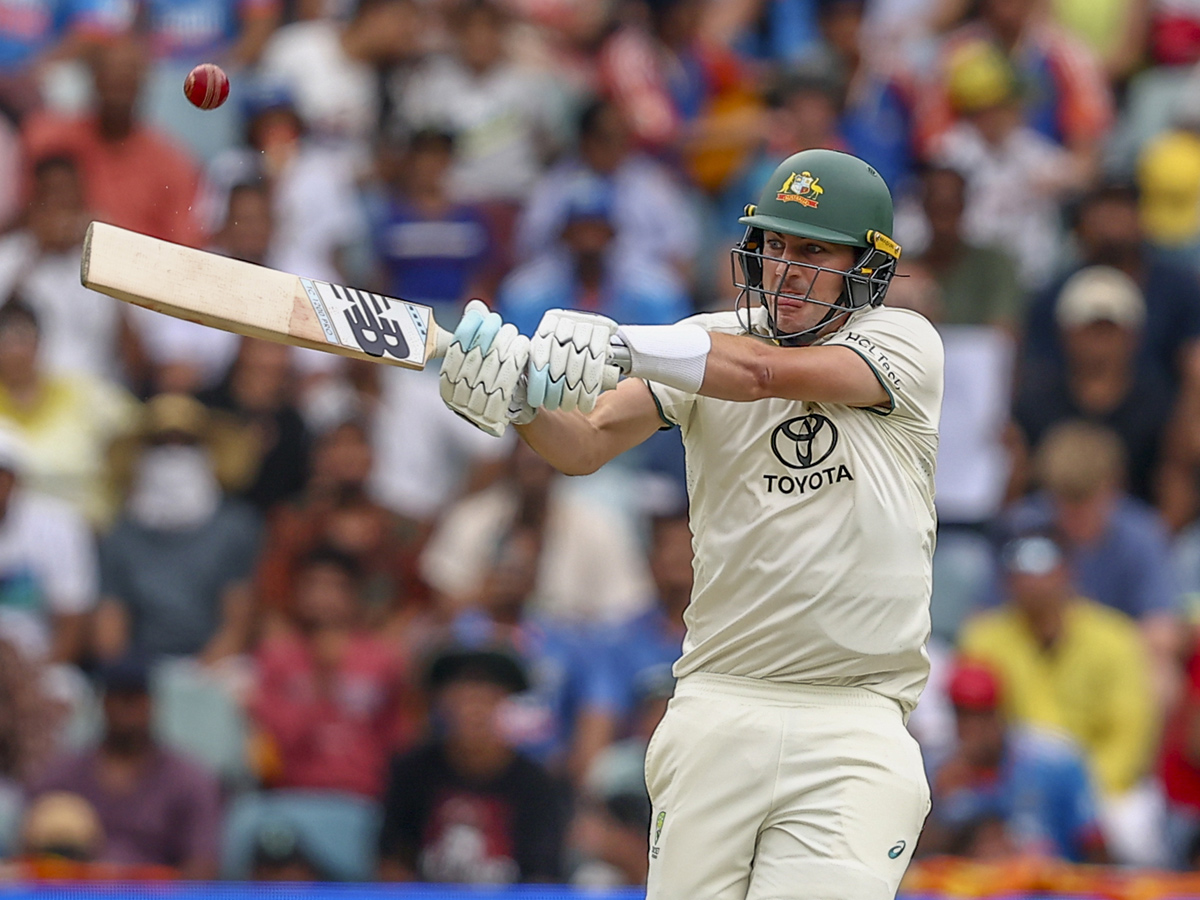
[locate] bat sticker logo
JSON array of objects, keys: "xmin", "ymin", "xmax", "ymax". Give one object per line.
[
  {"xmin": 342, "ymin": 287, "xmax": 410, "ymax": 360},
  {"xmin": 303, "ymin": 279, "xmax": 426, "ymax": 364}
]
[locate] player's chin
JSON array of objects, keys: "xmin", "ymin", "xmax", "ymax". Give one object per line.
[{"xmin": 775, "ymin": 302, "xmax": 818, "ymax": 336}]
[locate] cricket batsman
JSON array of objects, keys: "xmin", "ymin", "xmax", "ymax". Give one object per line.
[{"xmin": 438, "ymin": 148, "xmax": 943, "ymax": 899}]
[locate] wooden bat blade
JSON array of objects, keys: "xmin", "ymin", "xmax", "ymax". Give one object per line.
[{"xmin": 81, "ymin": 221, "xmax": 451, "ymax": 369}]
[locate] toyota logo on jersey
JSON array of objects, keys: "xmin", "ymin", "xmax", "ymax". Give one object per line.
[{"xmin": 770, "ymin": 414, "xmax": 839, "ymax": 469}]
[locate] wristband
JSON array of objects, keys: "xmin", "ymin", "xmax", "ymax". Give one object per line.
[{"xmin": 614, "ymin": 323, "xmax": 711, "ymax": 394}]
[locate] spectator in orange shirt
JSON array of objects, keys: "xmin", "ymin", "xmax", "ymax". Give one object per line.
[{"xmin": 21, "ymin": 36, "xmax": 204, "ymax": 247}]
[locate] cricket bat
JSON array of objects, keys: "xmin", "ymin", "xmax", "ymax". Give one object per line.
[{"xmin": 80, "ymin": 221, "xmax": 453, "ymax": 369}]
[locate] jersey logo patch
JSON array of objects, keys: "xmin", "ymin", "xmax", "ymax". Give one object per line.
[
  {"xmin": 888, "ymin": 840, "xmax": 906, "ymax": 859},
  {"xmin": 770, "ymin": 414, "xmax": 838, "ymax": 469}
]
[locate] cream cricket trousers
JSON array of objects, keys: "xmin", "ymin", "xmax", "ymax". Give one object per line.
[{"xmin": 644, "ymin": 673, "xmax": 930, "ymax": 900}]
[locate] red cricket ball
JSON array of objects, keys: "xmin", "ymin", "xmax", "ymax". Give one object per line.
[{"xmin": 183, "ymin": 63, "xmax": 230, "ymax": 111}]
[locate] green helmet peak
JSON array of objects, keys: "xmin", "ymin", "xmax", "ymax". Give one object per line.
[{"xmin": 739, "ymin": 148, "xmax": 894, "ymax": 248}]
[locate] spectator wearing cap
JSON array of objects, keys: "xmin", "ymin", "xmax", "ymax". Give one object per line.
[
  {"xmin": 1137, "ymin": 130, "xmax": 1200, "ymax": 273},
  {"xmin": 249, "ymin": 546, "xmax": 415, "ymax": 799},
  {"xmin": 377, "ymin": 645, "xmax": 565, "ymax": 883},
  {"xmin": 95, "ymin": 393, "xmax": 262, "ymax": 664},
  {"xmin": 1003, "ymin": 422, "xmax": 1183, "ymax": 713},
  {"xmin": 496, "ymin": 174, "xmax": 691, "ymax": 337},
  {"xmin": 919, "ymin": 660, "xmax": 1106, "ymax": 863},
  {"xmin": 930, "ymin": 39, "xmax": 1085, "ymax": 289},
  {"xmin": 0, "ymin": 297, "xmax": 138, "ymax": 528},
  {"xmin": 1013, "ymin": 266, "xmax": 1173, "ymax": 504},
  {"xmin": 517, "ymin": 98, "xmax": 700, "ymax": 286},
  {"xmin": 958, "ymin": 530, "xmax": 1159, "ymax": 863},
  {"xmin": 916, "ymin": 0, "xmax": 1113, "ymax": 181},
  {"xmin": 911, "ymin": 166, "xmax": 1023, "ymax": 330},
  {"xmin": 25, "ymin": 657, "xmax": 222, "ymax": 878},
  {"xmin": 1020, "ymin": 184, "xmax": 1200, "ymax": 405},
  {"xmin": 0, "ymin": 426, "xmax": 96, "ymax": 666}
]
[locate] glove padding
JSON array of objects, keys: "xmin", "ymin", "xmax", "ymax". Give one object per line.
[
  {"xmin": 527, "ymin": 309, "xmax": 621, "ymax": 413},
  {"xmin": 439, "ymin": 300, "xmax": 532, "ymax": 437}
]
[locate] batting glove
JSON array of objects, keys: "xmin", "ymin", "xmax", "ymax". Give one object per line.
[
  {"xmin": 527, "ymin": 309, "xmax": 622, "ymax": 414},
  {"xmin": 439, "ymin": 300, "xmax": 533, "ymax": 437}
]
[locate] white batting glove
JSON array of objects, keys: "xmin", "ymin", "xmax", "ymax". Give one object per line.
[
  {"xmin": 527, "ymin": 309, "xmax": 622, "ymax": 414},
  {"xmin": 439, "ymin": 300, "xmax": 533, "ymax": 437}
]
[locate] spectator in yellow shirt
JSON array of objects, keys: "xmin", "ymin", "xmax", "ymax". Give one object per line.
[{"xmin": 959, "ymin": 529, "xmax": 1161, "ymax": 864}]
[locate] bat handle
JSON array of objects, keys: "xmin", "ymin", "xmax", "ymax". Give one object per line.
[{"xmin": 431, "ymin": 325, "xmax": 454, "ymax": 360}]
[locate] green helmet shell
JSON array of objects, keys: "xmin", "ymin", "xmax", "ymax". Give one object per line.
[{"xmin": 739, "ymin": 148, "xmax": 894, "ymax": 247}]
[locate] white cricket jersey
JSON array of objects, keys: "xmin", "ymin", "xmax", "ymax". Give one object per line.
[{"xmin": 647, "ymin": 305, "xmax": 944, "ymax": 713}]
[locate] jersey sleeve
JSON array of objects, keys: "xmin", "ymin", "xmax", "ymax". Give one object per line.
[
  {"xmin": 641, "ymin": 310, "xmax": 745, "ymax": 429},
  {"xmin": 823, "ymin": 309, "xmax": 944, "ymax": 431}
]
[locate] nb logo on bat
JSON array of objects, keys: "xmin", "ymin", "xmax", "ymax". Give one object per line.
[
  {"xmin": 302, "ymin": 278, "xmax": 427, "ymax": 364},
  {"xmin": 770, "ymin": 414, "xmax": 838, "ymax": 470}
]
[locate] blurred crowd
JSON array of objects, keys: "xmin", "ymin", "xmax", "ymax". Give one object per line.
[{"xmin": 0, "ymin": 0, "xmax": 1198, "ymax": 886}]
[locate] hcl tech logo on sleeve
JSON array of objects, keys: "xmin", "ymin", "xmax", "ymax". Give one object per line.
[{"xmin": 765, "ymin": 414, "xmax": 854, "ymax": 495}]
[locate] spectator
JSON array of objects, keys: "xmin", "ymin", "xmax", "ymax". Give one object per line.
[
  {"xmin": 258, "ymin": 0, "xmax": 423, "ymax": 155},
  {"xmin": 446, "ymin": 528, "xmax": 621, "ymax": 780},
  {"xmin": 959, "ymin": 530, "xmax": 1160, "ymax": 864},
  {"xmin": 0, "ymin": 298, "xmax": 137, "ymax": 528},
  {"xmin": 19, "ymin": 791, "xmax": 104, "ymax": 862},
  {"xmin": 202, "ymin": 86, "xmax": 370, "ymax": 286},
  {"xmin": 1013, "ymin": 268, "xmax": 1173, "ymax": 504},
  {"xmin": 0, "ymin": 638, "xmax": 67, "ymax": 815},
  {"xmin": 517, "ymin": 98, "xmax": 700, "ymax": 282},
  {"xmin": 421, "ymin": 439, "xmax": 652, "ymax": 625},
  {"xmin": 249, "ymin": 547, "xmax": 414, "ymax": 799},
  {"xmin": 0, "ymin": 155, "xmax": 126, "ymax": 382},
  {"xmin": 919, "ymin": 660, "xmax": 1107, "ymax": 863},
  {"xmin": 0, "ymin": 427, "xmax": 95, "ymax": 666},
  {"xmin": 247, "ymin": 819, "xmax": 327, "ymax": 881},
  {"xmin": 377, "ymin": 645, "xmax": 565, "ymax": 883},
  {"xmin": 402, "ymin": 0, "xmax": 560, "ymax": 264},
  {"xmin": 1004, "ymin": 422, "xmax": 1183, "ymax": 709},
  {"xmin": 25, "ymin": 657, "xmax": 222, "ymax": 877},
  {"xmin": 1021, "ymin": 184, "xmax": 1200, "ymax": 398},
  {"xmin": 1137, "ymin": 129, "xmax": 1200, "ymax": 273},
  {"xmin": 140, "ymin": 0, "xmax": 277, "ymax": 69},
  {"xmin": 917, "ymin": 0, "xmax": 1113, "ymax": 178},
  {"xmin": 605, "ymin": 512, "xmax": 689, "ymax": 728},
  {"xmin": 1156, "ymin": 634, "xmax": 1200, "ymax": 868},
  {"xmin": 95, "ymin": 393, "xmax": 261, "ymax": 664},
  {"xmin": 497, "ymin": 175, "xmax": 691, "ymax": 336},
  {"xmin": 370, "ymin": 128, "xmax": 492, "ymax": 328},
  {"xmin": 198, "ymin": 338, "xmax": 312, "ymax": 514},
  {"xmin": 911, "ymin": 166, "xmax": 1024, "ymax": 330},
  {"xmin": 596, "ymin": 0, "xmax": 758, "ymax": 191},
  {"xmin": 255, "ymin": 418, "xmax": 428, "ymax": 640},
  {"xmin": 932, "ymin": 40, "xmax": 1084, "ymax": 288},
  {"xmin": 570, "ymin": 732, "xmax": 655, "ymax": 887},
  {"xmin": 22, "ymin": 36, "xmax": 204, "ymax": 247},
  {"xmin": 812, "ymin": 0, "xmax": 919, "ymax": 192}
]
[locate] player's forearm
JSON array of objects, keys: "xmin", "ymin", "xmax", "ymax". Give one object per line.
[
  {"xmin": 517, "ymin": 380, "xmax": 662, "ymax": 476},
  {"xmin": 517, "ymin": 409, "xmax": 620, "ymax": 476}
]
